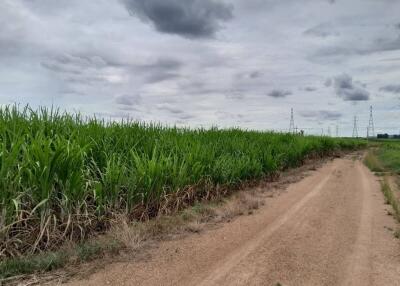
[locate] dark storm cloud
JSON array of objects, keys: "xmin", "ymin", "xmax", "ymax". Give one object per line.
[
  {"xmin": 304, "ymin": 86, "xmax": 317, "ymax": 92},
  {"xmin": 313, "ymin": 36, "xmax": 400, "ymax": 59},
  {"xmin": 157, "ymin": 103, "xmax": 184, "ymax": 114},
  {"xmin": 178, "ymin": 80, "xmax": 225, "ymax": 97},
  {"xmin": 115, "ymin": 94, "xmax": 142, "ymax": 107},
  {"xmin": 380, "ymin": 84, "xmax": 400, "ymax": 94},
  {"xmin": 324, "ymin": 78, "xmax": 332, "ymax": 87},
  {"xmin": 300, "ymin": 110, "xmax": 342, "ymax": 121},
  {"xmin": 44, "ymin": 54, "xmax": 181, "ymax": 76},
  {"xmin": 308, "ymin": 20, "xmax": 400, "ymax": 61},
  {"xmin": 42, "ymin": 54, "xmax": 183, "ymax": 85},
  {"xmin": 373, "ymin": 36, "xmax": 400, "ymax": 53},
  {"xmin": 233, "ymin": 70, "xmax": 263, "ymax": 84},
  {"xmin": 122, "ymin": 0, "xmax": 233, "ymax": 39},
  {"xmin": 355, "ymin": 81, "xmax": 367, "ymax": 88},
  {"xmin": 313, "ymin": 46, "xmax": 352, "ymax": 58},
  {"xmin": 40, "ymin": 53, "xmax": 120, "ymax": 95},
  {"xmin": 226, "ymin": 89, "xmax": 245, "ymax": 100},
  {"xmin": 41, "ymin": 54, "xmax": 114, "ymax": 85},
  {"xmin": 318, "ymin": 110, "xmax": 342, "ymax": 120},
  {"xmin": 137, "ymin": 58, "xmax": 182, "ymax": 83},
  {"xmin": 303, "ymin": 23, "xmax": 339, "ymax": 38},
  {"xmin": 215, "ymin": 111, "xmax": 245, "ymax": 121},
  {"xmin": 0, "ymin": 1, "xmax": 38, "ymax": 57},
  {"xmin": 145, "ymin": 72, "xmax": 180, "ymax": 83},
  {"xmin": 140, "ymin": 58, "xmax": 182, "ymax": 71},
  {"xmin": 156, "ymin": 104, "xmax": 195, "ymax": 122},
  {"xmin": 178, "ymin": 113, "xmax": 195, "ymax": 120},
  {"xmin": 267, "ymin": 89, "xmax": 292, "ymax": 98},
  {"xmin": 332, "ymin": 74, "xmax": 370, "ymax": 101},
  {"xmin": 249, "ymin": 71, "xmax": 262, "ymax": 79}
]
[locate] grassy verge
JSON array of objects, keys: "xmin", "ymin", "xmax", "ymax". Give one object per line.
[
  {"xmin": 376, "ymin": 142, "xmax": 400, "ymax": 174},
  {"xmin": 0, "ymin": 239, "xmax": 122, "ymax": 281},
  {"xmin": 381, "ymin": 178, "xmax": 400, "ymax": 221},
  {"xmin": 0, "ymin": 251, "xmax": 67, "ymax": 280},
  {"xmin": 364, "ymin": 149, "xmax": 384, "ymax": 173},
  {"xmin": 364, "ymin": 141, "xmax": 400, "ymax": 226}
]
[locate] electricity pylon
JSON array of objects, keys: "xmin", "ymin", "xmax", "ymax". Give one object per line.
[
  {"xmin": 367, "ymin": 105, "xmax": 375, "ymax": 138},
  {"xmin": 352, "ymin": 116, "xmax": 358, "ymax": 138},
  {"xmin": 289, "ymin": 108, "xmax": 295, "ymax": 134}
]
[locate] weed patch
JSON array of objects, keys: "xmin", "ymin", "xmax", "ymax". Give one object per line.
[
  {"xmin": 380, "ymin": 178, "xmax": 400, "ymax": 222},
  {"xmin": 364, "ymin": 151, "xmax": 384, "ymax": 172},
  {"xmin": 0, "ymin": 252, "xmax": 67, "ymax": 280}
]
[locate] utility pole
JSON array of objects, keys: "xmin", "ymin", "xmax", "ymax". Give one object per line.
[
  {"xmin": 367, "ymin": 105, "xmax": 375, "ymax": 138},
  {"xmin": 335, "ymin": 125, "xmax": 339, "ymax": 137},
  {"xmin": 352, "ymin": 116, "xmax": 358, "ymax": 138},
  {"xmin": 289, "ymin": 108, "xmax": 295, "ymax": 134},
  {"xmin": 328, "ymin": 126, "xmax": 331, "ymax": 137}
]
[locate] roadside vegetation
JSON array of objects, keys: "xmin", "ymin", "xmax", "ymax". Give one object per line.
[
  {"xmin": 365, "ymin": 140, "xmax": 400, "ymax": 223},
  {"xmin": 374, "ymin": 141, "xmax": 400, "ymax": 174},
  {"xmin": 0, "ymin": 105, "xmax": 365, "ymax": 278},
  {"xmin": 0, "ymin": 240, "xmax": 117, "ymax": 280},
  {"xmin": 0, "ymin": 191, "xmax": 263, "ymax": 281}
]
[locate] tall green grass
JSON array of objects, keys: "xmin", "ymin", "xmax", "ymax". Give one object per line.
[
  {"xmin": 376, "ymin": 141, "xmax": 400, "ymax": 173},
  {"xmin": 0, "ymin": 105, "xmax": 365, "ymax": 257},
  {"xmin": 364, "ymin": 141, "xmax": 400, "ymax": 225}
]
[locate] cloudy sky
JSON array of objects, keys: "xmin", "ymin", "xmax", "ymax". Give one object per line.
[{"xmin": 1, "ymin": 0, "xmax": 400, "ymax": 136}]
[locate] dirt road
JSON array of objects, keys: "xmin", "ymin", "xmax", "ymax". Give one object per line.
[{"xmin": 66, "ymin": 157, "xmax": 400, "ymax": 286}]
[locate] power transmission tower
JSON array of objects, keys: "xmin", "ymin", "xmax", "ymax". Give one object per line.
[
  {"xmin": 328, "ymin": 126, "xmax": 331, "ymax": 137},
  {"xmin": 352, "ymin": 116, "xmax": 358, "ymax": 138},
  {"xmin": 289, "ymin": 108, "xmax": 295, "ymax": 134},
  {"xmin": 367, "ymin": 105, "xmax": 375, "ymax": 138},
  {"xmin": 335, "ymin": 125, "xmax": 339, "ymax": 137}
]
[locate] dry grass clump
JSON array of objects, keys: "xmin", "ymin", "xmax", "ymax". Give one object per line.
[
  {"xmin": 364, "ymin": 150, "xmax": 384, "ymax": 173},
  {"xmin": 215, "ymin": 192, "xmax": 264, "ymax": 221},
  {"xmin": 108, "ymin": 191, "xmax": 265, "ymax": 253},
  {"xmin": 109, "ymin": 217, "xmax": 147, "ymax": 251}
]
